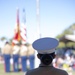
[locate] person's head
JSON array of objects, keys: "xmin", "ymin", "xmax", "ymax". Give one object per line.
[
  {"xmin": 5, "ymin": 41, "xmax": 9, "ymax": 44},
  {"xmin": 32, "ymin": 37, "xmax": 59, "ymax": 65}
]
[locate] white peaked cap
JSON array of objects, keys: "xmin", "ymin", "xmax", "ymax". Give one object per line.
[
  {"xmin": 22, "ymin": 41, "xmax": 26, "ymax": 44},
  {"xmin": 32, "ymin": 37, "xmax": 59, "ymax": 54},
  {"xmin": 13, "ymin": 40, "xmax": 19, "ymax": 44}
]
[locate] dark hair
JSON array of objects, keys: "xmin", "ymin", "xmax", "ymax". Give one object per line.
[
  {"xmin": 5, "ymin": 41, "xmax": 9, "ymax": 44},
  {"xmin": 38, "ymin": 52, "xmax": 55, "ymax": 65}
]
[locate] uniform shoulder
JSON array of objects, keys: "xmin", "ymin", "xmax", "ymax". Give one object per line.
[
  {"xmin": 54, "ymin": 68, "xmax": 68, "ymax": 75},
  {"xmin": 25, "ymin": 68, "xmax": 68, "ymax": 75},
  {"xmin": 25, "ymin": 68, "xmax": 38, "ymax": 75}
]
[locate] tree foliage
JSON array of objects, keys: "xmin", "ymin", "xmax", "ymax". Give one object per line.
[
  {"xmin": 56, "ymin": 23, "xmax": 75, "ymax": 49},
  {"xmin": 0, "ymin": 37, "xmax": 7, "ymax": 41},
  {"xmin": 57, "ymin": 42, "xmax": 66, "ymax": 49}
]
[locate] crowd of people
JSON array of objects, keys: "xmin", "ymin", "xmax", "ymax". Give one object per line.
[
  {"xmin": 0, "ymin": 41, "xmax": 35, "ymax": 72},
  {"xmin": 53, "ymin": 50, "xmax": 75, "ymax": 70}
]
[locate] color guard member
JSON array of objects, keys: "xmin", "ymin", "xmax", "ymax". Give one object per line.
[
  {"xmin": 12, "ymin": 42, "xmax": 20, "ymax": 72},
  {"xmin": 27, "ymin": 44, "xmax": 35, "ymax": 70},
  {"xmin": 2, "ymin": 41, "xmax": 12, "ymax": 72},
  {"xmin": 20, "ymin": 42, "xmax": 28, "ymax": 72}
]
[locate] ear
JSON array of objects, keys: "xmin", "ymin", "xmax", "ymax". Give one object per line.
[{"xmin": 54, "ymin": 54, "xmax": 56, "ymax": 58}]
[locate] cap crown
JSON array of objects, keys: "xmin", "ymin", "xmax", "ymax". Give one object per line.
[{"xmin": 32, "ymin": 37, "xmax": 59, "ymax": 54}]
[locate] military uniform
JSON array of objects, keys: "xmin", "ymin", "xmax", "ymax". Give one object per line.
[
  {"xmin": 20, "ymin": 44, "xmax": 28, "ymax": 72},
  {"xmin": 26, "ymin": 65, "xmax": 68, "ymax": 75},
  {"xmin": 2, "ymin": 42, "xmax": 12, "ymax": 72},
  {"xmin": 27, "ymin": 45, "xmax": 35, "ymax": 70},
  {"xmin": 12, "ymin": 43, "xmax": 20, "ymax": 72},
  {"xmin": 25, "ymin": 37, "xmax": 68, "ymax": 75}
]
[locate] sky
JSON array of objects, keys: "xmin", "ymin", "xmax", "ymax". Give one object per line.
[{"xmin": 0, "ymin": 0, "xmax": 75, "ymax": 43}]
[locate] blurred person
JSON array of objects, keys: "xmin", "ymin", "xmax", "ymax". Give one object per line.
[
  {"xmin": 52, "ymin": 55, "xmax": 59, "ymax": 68},
  {"xmin": 2, "ymin": 41, "xmax": 12, "ymax": 72},
  {"xmin": 12, "ymin": 42, "xmax": 20, "ymax": 72},
  {"xmin": 25, "ymin": 37, "xmax": 68, "ymax": 75},
  {"xmin": 20, "ymin": 42, "xmax": 28, "ymax": 72},
  {"xmin": 72, "ymin": 55, "xmax": 75, "ymax": 70},
  {"xmin": 55, "ymin": 56, "xmax": 64, "ymax": 68},
  {"xmin": 63, "ymin": 53, "xmax": 72, "ymax": 71},
  {"xmin": 27, "ymin": 44, "xmax": 35, "ymax": 70}
]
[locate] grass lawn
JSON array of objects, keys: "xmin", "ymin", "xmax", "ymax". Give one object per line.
[
  {"xmin": 0, "ymin": 63, "xmax": 24, "ymax": 75},
  {"xmin": 0, "ymin": 63, "xmax": 75, "ymax": 75}
]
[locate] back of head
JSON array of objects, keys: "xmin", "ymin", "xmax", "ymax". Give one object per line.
[
  {"xmin": 32, "ymin": 37, "xmax": 59, "ymax": 65},
  {"xmin": 38, "ymin": 53, "xmax": 55, "ymax": 65},
  {"xmin": 5, "ymin": 41, "xmax": 9, "ymax": 45}
]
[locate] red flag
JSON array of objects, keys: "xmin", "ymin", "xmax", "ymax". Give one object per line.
[{"xmin": 12, "ymin": 8, "xmax": 20, "ymax": 46}]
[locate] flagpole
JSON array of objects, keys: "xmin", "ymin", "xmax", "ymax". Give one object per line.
[
  {"xmin": 36, "ymin": 0, "xmax": 41, "ymax": 38},
  {"xmin": 34, "ymin": 0, "xmax": 41, "ymax": 68}
]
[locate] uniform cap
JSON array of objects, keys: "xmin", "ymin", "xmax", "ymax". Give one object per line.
[
  {"xmin": 32, "ymin": 37, "xmax": 59, "ymax": 54},
  {"xmin": 12, "ymin": 40, "xmax": 19, "ymax": 44},
  {"xmin": 21, "ymin": 41, "xmax": 26, "ymax": 44}
]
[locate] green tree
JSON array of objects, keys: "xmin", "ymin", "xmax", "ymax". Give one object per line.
[{"xmin": 0, "ymin": 37, "xmax": 7, "ymax": 41}]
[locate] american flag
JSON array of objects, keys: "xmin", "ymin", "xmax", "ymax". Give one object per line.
[
  {"xmin": 20, "ymin": 23, "xmax": 27, "ymax": 44},
  {"xmin": 20, "ymin": 9, "xmax": 27, "ymax": 44}
]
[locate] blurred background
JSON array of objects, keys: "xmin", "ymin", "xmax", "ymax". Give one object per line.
[{"xmin": 0, "ymin": 0, "xmax": 75, "ymax": 75}]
